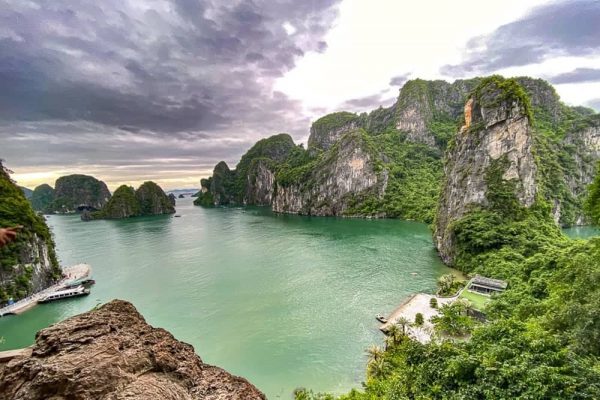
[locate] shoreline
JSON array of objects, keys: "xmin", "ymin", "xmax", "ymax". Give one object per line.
[{"xmin": 0, "ymin": 263, "xmax": 91, "ymax": 317}]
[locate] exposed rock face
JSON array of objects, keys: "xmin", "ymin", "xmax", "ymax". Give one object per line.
[
  {"xmin": 194, "ymin": 134, "xmax": 296, "ymax": 207},
  {"xmin": 0, "ymin": 162, "xmax": 61, "ymax": 303},
  {"xmin": 168, "ymin": 193, "xmax": 177, "ymax": 206},
  {"xmin": 435, "ymin": 78, "xmax": 537, "ymax": 264},
  {"xmin": 394, "ymin": 79, "xmax": 480, "ymax": 146},
  {"xmin": 196, "ymin": 76, "xmax": 598, "ymax": 224},
  {"xmin": 245, "ymin": 159, "xmax": 276, "ymax": 205},
  {"xmin": 48, "ymin": 174, "xmax": 111, "ymax": 213},
  {"xmin": 273, "ymin": 130, "xmax": 387, "ymax": 216},
  {"xmin": 308, "ymin": 112, "xmax": 361, "ymax": 152},
  {"xmin": 0, "ymin": 300, "xmax": 265, "ymax": 400},
  {"xmin": 560, "ymin": 115, "xmax": 600, "ymax": 224},
  {"xmin": 30, "ymin": 184, "xmax": 55, "ymax": 212}
]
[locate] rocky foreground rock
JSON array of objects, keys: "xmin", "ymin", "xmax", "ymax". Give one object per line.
[{"xmin": 0, "ymin": 300, "xmax": 265, "ymax": 400}]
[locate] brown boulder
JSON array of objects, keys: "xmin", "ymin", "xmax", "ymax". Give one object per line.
[{"xmin": 0, "ymin": 300, "xmax": 265, "ymax": 400}]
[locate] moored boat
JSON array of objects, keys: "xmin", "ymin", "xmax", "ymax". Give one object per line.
[
  {"xmin": 38, "ymin": 286, "xmax": 90, "ymax": 304},
  {"xmin": 376, "ymin": 313, "xmax": 388, "ymax": 323},
  {"xmin": 63, "ymin": 278, "xmax": 95, "ymax": 289}
]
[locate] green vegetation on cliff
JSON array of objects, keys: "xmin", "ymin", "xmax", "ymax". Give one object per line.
[
  {"xmin": 297, "ymin": 78, "xmax": 600, "ymax": 400},
  {"xmin": 46, "ymin": 174, "xmax": 111, "ymax": 213},
  {"xmin": 86, "ymin": 181, "xmax": 174, "ymax": 220},
  {"xmin": 585, "ymin": 161, "xmax": 600, "ymax": 225},
  {"xmin": 30, "ymin": 184, "xmax": 55, "ymax": 212},
  {"xmin": 0, "ymin": 162, "xmax": 60, "ymax": 301}
]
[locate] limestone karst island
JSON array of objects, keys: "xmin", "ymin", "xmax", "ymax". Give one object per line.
[{"xmin": 1, "ymin": 1, "xmax": 599, "ymax": 399}]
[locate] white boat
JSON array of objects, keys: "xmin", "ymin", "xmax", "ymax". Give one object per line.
[
  {"xmin": 376, "ymin": 313, "xmax": 388, "ymax": 323},
  {"xmin": 38, "ymin": 286, "xmax": 90, "ymax": 304}
]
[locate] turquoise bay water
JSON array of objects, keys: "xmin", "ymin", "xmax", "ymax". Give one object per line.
[
  {"xmin": 563, "ymin": 225, "xmax": 600, "ymax": 239},
  {"xmin": 0, "ymin": 197, "xmax": 453, "ymax": 398}
]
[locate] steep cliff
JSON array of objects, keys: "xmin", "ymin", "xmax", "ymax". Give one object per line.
[
  {"xmin": 0, "ymin": 300, "xmax": 265, "ymax": 400},
  {"xmin": 274, "ymin": 129, "xmax": 386, "ymax": 216},
  {"xmin": 308, "ymin": 112, "xmax": 361, "ymax": 152},
  {"xmin": 435, "ymin": 77, "xmax": 537, "ymax": 264},
  {"xmin": 0, "ymin": 162, "xmax": 61, "ymax": 303},
  {"xmin": 194, "ymin": 134, "xmax": 296, "ymax": 207},
  {"xmin": 47, "ymin": 174, "xmax": 111, "ymax": 213},
  {"xmin": 30, "ymin": 184, "xmax": 55, "ymax": 212},
  {"xmin": 197, "ymin": 76, "xmax": 597, "ymax": 224}
]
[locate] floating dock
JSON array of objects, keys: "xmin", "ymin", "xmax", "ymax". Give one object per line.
[{"xmin": 0, "ymin": 263, "xmax": 91, "ymax": 317}]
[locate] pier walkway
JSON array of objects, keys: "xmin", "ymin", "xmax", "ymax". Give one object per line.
[{"xmin": 0, "ymin": 263, "xmax": 91, "ymax": 317}]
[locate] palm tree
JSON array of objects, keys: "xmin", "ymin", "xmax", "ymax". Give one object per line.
[
  {"xmin": 385, "ymin": 323, "xmax": 403, "ymax": 347},
  {"xmin": 365, "ymin": 344, "xmax": 384, "ymax": 364},
  {"xmin": 396, "ymin": 316, "xmax": 411, "ymax": 336},
  {"xmin": 367, "ymin": 356, "xmax": 388, "ymax": 379}
]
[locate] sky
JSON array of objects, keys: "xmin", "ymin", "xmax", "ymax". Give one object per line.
[{"xmin": 0, "ymin": 0, "xmax": 599, "ymax": 191}]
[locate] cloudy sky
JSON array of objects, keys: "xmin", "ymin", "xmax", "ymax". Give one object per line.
[{"xmin": 1, "ymin": 0, "xmax": 599, "ymax": 191}]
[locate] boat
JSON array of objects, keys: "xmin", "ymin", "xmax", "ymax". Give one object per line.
[
  {"xmin": 376, "ymin": 313, "xmax": 388, "ymax": 323},
  {"xmin": 38, "ymin": 286, "xmax": 90, "ymax": 304},
  {"xmin": 63, "ymin": 278, "xmax": 95, "ymax": 289},
  {"xmin": 174, "ymin": 215, "xmax": 181, "ymax": 217}
]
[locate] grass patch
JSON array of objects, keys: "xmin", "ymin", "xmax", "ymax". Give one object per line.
[{"xmin": 459, "ymin": 289, "xmax": 491, "ymax": 311}]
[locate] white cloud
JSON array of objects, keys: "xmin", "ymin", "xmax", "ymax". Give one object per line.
[{"xmin": 275, "ymin": 0, "xmax": 591, "ymax": 119}]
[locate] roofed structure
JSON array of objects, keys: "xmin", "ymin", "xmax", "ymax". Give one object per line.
[{"xmin": 467, "ymin": 275, "xmax": 508, "ymax": 295}]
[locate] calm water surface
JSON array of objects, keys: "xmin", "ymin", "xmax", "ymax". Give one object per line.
[{"xmin": 0, "ymin": 197, "xmax": 453, "ymax": 398}]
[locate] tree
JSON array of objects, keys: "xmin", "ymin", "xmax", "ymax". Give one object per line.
[
  {"xmin": 365, "ymin": 345, "xmax": 383, "ymax": 364},
  {"xmin": 395, "ymin": 316, "xmax": 411, "ymax": 336},
  {"xmin": 585, "ymin": 161, "xmax": 600, "ymax": 225},
  {"xmin": 414, "ymin": 312, "xmax": 424, "ymax": 326},
  {"xmin": 431, "ymin": 302, "xmax": 474, "ymax": 336},
  {"xmin": 385, "ymin": 324, "xmax": 404, "ymax": 347},
  {"xmin": 437, "ymin": 274, "xmax": 456, "ymax": 295},
  {"xmin": 430, "ymin": 297, "xmax": 438, "ymax": 309}
]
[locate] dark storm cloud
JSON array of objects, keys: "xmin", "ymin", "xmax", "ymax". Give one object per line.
[
  {"xmin": 441, "ymin": 0, "xmax": 600, "ymax": 76},
  {"xmin": 548, "ymin": 68, "xmax": 600, "ymax": 84},
  {"xmin": 0, "ymin": 0, "xmax": 340, "ymax": 183}
]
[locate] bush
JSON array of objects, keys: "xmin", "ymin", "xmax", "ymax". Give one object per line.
[
  {"xmin": 414, "ymin": 313, "xmax": 424, "ymax": 326},
  {"xmin": 429, "ymin": 297, "xmax": 438, "ymax": 309}
]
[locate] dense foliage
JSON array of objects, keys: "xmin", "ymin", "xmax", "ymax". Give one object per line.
[
  {"xmin": 30, "ymin": 183, "xmax": 55, "ymax": 212},
  {"xmin": 296, "ymin": 79, "xmax": 600, "ymax": 399},
  {"xmin": 0, "ymin": 162, "xmax": 60, "ymax": 301},
  {"xmin": 585, "ymin": 162, "xmax": 600, "ymax": 225},
  {"xmin": 46, "ymin": 174, "xmax": 110, "ymax": 213},
  {"xmin": 87, "ymin": 181, "xmax": 173, "ymax": 220}
]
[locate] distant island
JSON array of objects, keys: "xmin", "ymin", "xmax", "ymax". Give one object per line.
[
  {"xmin": 82, "ymin": 181, "xmax": 175, "ymax": 220},
  {"xmin": 30, "ymin": 174, "xmax": 111, "ymax": 214}
]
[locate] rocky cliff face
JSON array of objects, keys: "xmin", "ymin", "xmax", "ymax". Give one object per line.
[
  {"xmin": 273, "ymin": 130, "xmax": 386, "ymax": 216},
  {"xmin": 47, "ymin": 174, "xmax": 111, "ymax": 213},
  {"xmin": 559, "ymin": 115, "xmax": 600, "ymax": 224},
  {"xmin": 194, "ymin": 134, "xmax": 296, "ymax": 207},
  {"xmin": 394, "ymin": 79, "xmax": 480, "ymax": 146},
  {"xmin": 0, "ymin": 300, "xmax": 265, "ymax": 400},
  {"xmin": 435, "ymin": 77, "xmax": 537, "ymax": 264},
  {"xmin": 0, "ymin": 162, "xmax": 61, "ymax": 303},
  {"xmin": 308, "ymin": 112, "xmax": 361, "ymax": 152},
  {"xmin": 196, "ymin": 76, "xmax": 598, "ymax": 225}
]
